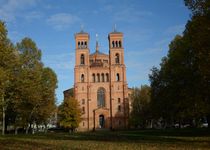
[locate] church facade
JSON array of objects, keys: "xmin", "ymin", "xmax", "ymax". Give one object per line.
[{"xmin": 74, "ymin": 29, "xmax": 130, "ymax": 131}]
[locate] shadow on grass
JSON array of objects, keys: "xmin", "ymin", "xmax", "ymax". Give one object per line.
[{"xmin": 3, "ymin": 128, "xmax": 210, "ymax": 144}]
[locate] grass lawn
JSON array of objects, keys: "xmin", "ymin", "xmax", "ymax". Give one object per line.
[{"xmin": 0, "ymin": 128, "xmax": 210, "ymax": 150}]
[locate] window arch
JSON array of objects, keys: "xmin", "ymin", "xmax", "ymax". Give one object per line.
[
  {"xmin": 116, "ymin": 73, "xmax": 120, "ymax": 81},
  {"xmin": 80, "ymin": 54, "xmax": 85, "ymax": 65},
  {"xmin": 101, "ymin": 73, "xmax": 104, "ymax": 82},
  {"xmin": 78, "ymin": 41, "xmax": 81, "ymax": 49},
  {"xmin": 112, "ymin": 41, "xmax": 115, "ymax": 48},
  {"xmin": 81, "ymin": 74, "xmax": 85, "ymax": 82},
  {"xmin": 92, "ymin": 73, "xmax": 95, "ymax": 82},
  {"xmin": 119, "ymin": 41, "xmax": 122, "ymax": 47},
  {"xmin": 115, "ymin": 53, "xmax": 120, "ymax": 64},
  {"xmin": 84, "ymin": 41, "xmax": 87, "ymax": 48},
  {"xmin": 97, "ymin": 87, "xmax": 105, "ymax": 107},
  {"xmin": 97, "ymin": 73, "xmax": 100, "ymax": 82},
  {"xmin": 115, "ymin": 41, "xmax": 118, "ymax": 47},
  {"xmin": 106, "ymin": 73, "xmax": 109, "ymax": 82}
]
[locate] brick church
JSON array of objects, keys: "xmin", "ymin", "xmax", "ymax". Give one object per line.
[{"xmin": 73, "ymin": 29, "xmax": 130, "ymax": 131}]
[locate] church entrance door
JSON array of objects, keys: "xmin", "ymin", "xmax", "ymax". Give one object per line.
[{"xmin": 99, "ymin": 115, "xmax": 105, "ymax": 128}]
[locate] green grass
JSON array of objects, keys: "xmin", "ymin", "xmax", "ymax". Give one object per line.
[{"xmin": 0, "ymin": 128, "xmax": 210, "ymax": 150}]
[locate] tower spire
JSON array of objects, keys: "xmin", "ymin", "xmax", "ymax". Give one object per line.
[
  {"xmin": 80, "ymin": 24, "xmax": 84, "ymax": 32},
  {"xmin": 114, "ymin": 24, "xmax": 117, "ymax": 32},
  {"xmin": 96, "ymin": 33, "xmax": 99, "ymax": 52}
]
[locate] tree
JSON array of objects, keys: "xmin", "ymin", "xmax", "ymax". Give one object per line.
[
  {"xmin": 130, "ymin": 85, "xmax": 151, "ymax": 128},
  {"xmin": 0, "ymin": 20, "xmax": 18, "ymax": 135},
  {"xmin": 58, "ymin": 97, "xmax": 81, "ymax": 133},
  {"xmin": 34, "ymin": 67, "xmax": 57, "ymax": 132}
]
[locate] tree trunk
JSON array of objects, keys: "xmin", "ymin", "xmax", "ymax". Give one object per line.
[
  {"xmin": 2, "ymin": 96, "xmax": 5, "ymax": 135},
  {"xmin": 15, "ymin": 127, "xmax": 18, "ymax": 135}
]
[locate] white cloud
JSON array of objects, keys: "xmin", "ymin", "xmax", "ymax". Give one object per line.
[
  {"xmin": 0, "ymin": 0, "xmax": 38, "ymax": 22},
  {"xmin": 46, "ymin": 13, "xmax": 81, "ymax": 30},
  {"xmin": 24, "ymin": 11, "xmax": 43, "ymax": 21}
]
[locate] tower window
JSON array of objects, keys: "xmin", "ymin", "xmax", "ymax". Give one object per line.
[
  {"xmin": 81, "ymin": 41, "xmax": 84, "ymax": 48},
  {"xmin": 82, "ymin": 99, "xmax": 85, "ymax": 104},
  {"xmin": 119, "ymin": 41, "xmax": 122, "ymax": 47},
  {"xmin": 80, "ymin": 54, "xmax": 85, "ymax": 65},
  {"xmin": 101, "ymin": 73, "xmax": 104, "ymax": 82},
  {"xmin": 78, "ymin": 41, "xmax": 81, "ymax": 49},
  {"xmin": 82, "ymin": 107, "xmax": 85, "ymax": 114},
  {"xmin": 118, "ymin": 105, "xmax": 121, "ymax": 111},
  {"xmin": 115, "ymin": 53, "xmax": 120, "ymax": 64},
  {"xmin": 85, "ymin": 41, "xmax": 87, "ymax": 48},
  {"xmin": 112, "ymin": 41, "xmax": 115, "ymax": 48},
  {"xmin": 97, "ymin": 73, "xmax": 100, "ymax": 82},
  {"xmin": 92, "ymin": 73, "xmax": 95, "ymax": 82},
  {"xmin": 81, "ymin": 74, "xmax": 85, "ymax": 82},
  {"xmin": 118, "ymin": 98, "xmax": 121, "ymax": 103},
  {"xmin": 106, "ymin": 73, "xmax": 109, "ymax": 82},
  {"xmin": 115, "ymin": 41, "xmax": 118, "ymax": 47},
  {"xmin": 116, "ymin": 73, "xmax": 120, "ymax": 81}
]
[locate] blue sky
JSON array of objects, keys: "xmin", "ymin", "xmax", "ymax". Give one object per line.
[{"xmin": 0, "ymin": 0, "xmax": 190, "ymax": 104}]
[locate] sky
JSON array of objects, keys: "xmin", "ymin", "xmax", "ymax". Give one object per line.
[{"xmin": 0, "ymin": 0, "xmax": 190, "ymax": 104}]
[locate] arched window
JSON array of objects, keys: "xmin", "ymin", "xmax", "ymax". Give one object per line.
[
  {"xmin": 78, "ymin": 41, "xmax": 81, "ymax": 49},
  {"xmin": 84, "ymin": 41, "xmax": 87, "ymax": 48},
  {"xmin": 112, "ymin": 41, "xmax": 115, "ymax": 48},
  {"xmin": 115, "ymin": 41, "xmax": 118, "ymax": 47},
  {"xmin": 81, "ymin": 74, "xmax": 84, "ymax": 82},
  {"xmin": 92, "ymin": 73, "xmax": 95, "ymax": 82},
  {"xmin": 118, "ymin": 105, "xmax": 121, "ymax": 111},
  {"xmin": 101, "ymin": 73, "xmax": 104, "ymax": 82},
  {"xmin": 118, "ymin": 98, "xmax": 121, "ymax": 103},
  {"xmin": 81, "ymin": 41, "xmax": 83, "ymax": 48},
  {"xmin": 82, "ymin": 106, "xmax": 85, "ymax": 114},
  {"xmin": 97, "ymin": 88, "xmax": 105, "ymax": 107},
  {"xmin": 119, "ymin": 41, "xmax": 122, "ymax": 47},
  {"xmin": 80, "ymin": 54, "xmax": 85, "ymax": 65},
  {"xmin": 116, "ymin": 73, "xmax": 120, "ymax": 81},
  {"xmin": 115, "ymin": 53, "xmax": 120, "ymax": 64},
  {"xmin": 97, "ymin": 73, "xmax": 100, "ymax": 82},
  {"xmin": 106, "ymin": 73, "xmax": 109, "ymax": 82}
]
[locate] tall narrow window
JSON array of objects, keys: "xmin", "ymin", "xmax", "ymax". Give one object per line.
[
  {"xmin": 118, "ymin": 105, "xmax": 121, "ymax": 111},
  {"xmin": 84, "ymin": 41, "xmax": 87, "ymax": 48},
  {"xmin": 119, "ymin": 41, "xmax": 122, "ymax": 47},
  {"xmin": 82, "ymin": 107, "xmax": 85, "ymax": 114},
  {"xmin": 92, "ymin": 73, "xmax": 95, "ymax": 82},
  {"xmin": 78, "ymin": 41, "xmax": 81, "ymax": 49},
  {"xmin": 80, "ymin": 54, "xmax": 85, "ymax": 65},
  {"xmin": 106, "ymin": 73, "xmax": 109, "ymax": 82},
  {"xmin": 118, "ymin": 98, "xmax": 121, "ymax": 103},
  {"xmin": 116, "ymin": 73, "xmax": 120, "ymax": 81},
  {"xmin": 97, "ymin": 73, "xmax": 100, "ymax": 82},
  {"xmin": 81, "ymin": 74, "xmax": 84, "ymax": 82},
  {"xmin": 81, "ymin": 41, "xmax": 84, "ymax": 48},
  {"xmin": 115, "ymin": 41, "xmax": 118, "ymax": 47},
  {"xmin": 112, "ymin": 41, "xmax": 115, "ymax": 48},
  {"xmin": 101, "ymin": 73, "xmax": 104, "ymax": 82},
  {"xmin": 97, "ymin": 88, "xmax": 105, "ymax": 107},
  {"xmin": 115, "ymin": 53, "xmax": 120, "ymax": 64}
]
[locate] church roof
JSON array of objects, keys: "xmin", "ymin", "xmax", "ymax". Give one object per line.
[
  {"xmin": 75, "ymin": 30, "xmax": 89, "ymax": 35},
  {"xmin": 90, "ymin": 50, "xmax": 108, "ymax": 56}
]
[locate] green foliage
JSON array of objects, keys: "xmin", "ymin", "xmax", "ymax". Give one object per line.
[
  {"xmin": 149, "ymin": 0, "xmax": 210, "ymax": 127},
  {"xmin": 58, "ymin": 97, "xmax": 81, "ymax": 131},
  {"xmin": 130, "ymin": 85, "xmax": 151, "ymax": 128},
  {"xmin": 0, "ymin": 20, "xmax": 58, "ymax": 133}
]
